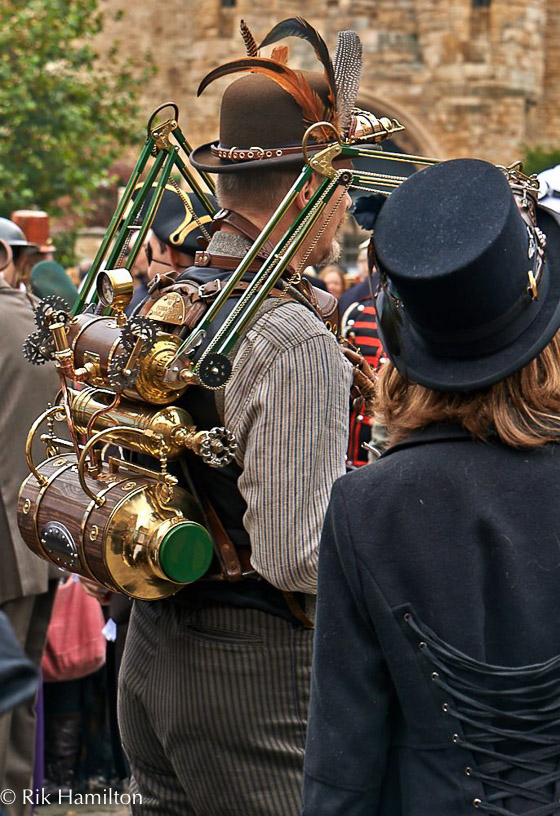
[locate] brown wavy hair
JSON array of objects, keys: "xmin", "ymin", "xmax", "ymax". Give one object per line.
[{"xmin": 376, "ymin": 333, "xmax": 560, "ymax": 448}]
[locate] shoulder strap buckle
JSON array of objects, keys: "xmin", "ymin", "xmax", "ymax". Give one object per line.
[{"xmin": 198, "ymin": 279, "xmax": 223, "ymax": 299}]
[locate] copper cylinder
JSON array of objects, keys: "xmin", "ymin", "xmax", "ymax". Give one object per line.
[
  {"xmin": 69, "ymin": 387, "xmax": 195, "ymax": 459},
  {"xmin": 66, "ymin": 313, "xmax": 188, "ymax": 404}
]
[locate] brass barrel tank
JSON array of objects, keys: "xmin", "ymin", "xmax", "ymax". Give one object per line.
[
  {"xmin": 17, "ymin": 452, "xmax": 214, "ymax": 600},
  {"xmin": 66, "ymin": 313, "xmax": 188, "ymax": 404}
]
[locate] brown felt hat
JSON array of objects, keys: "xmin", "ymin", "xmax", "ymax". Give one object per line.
[
  {"xmin": 190, "ymin": 71, "xmax": 335, "ymax": 174},
  {"xmin": 11, "ymin": 210, "xmax": 56, "ymax": 254}
]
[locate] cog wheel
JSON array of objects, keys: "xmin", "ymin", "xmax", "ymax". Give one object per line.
[
  {"xmin": 197, "ymin": 354, "xmax": 232, "ymax": 389},
  {"xmin": 34, "ymin": 295, "xmax": 70, "ymax": 331},
  {"xmin": 199, "ymin": 427, "xmax": 238, "ymax": 468},
  {"xmin": 107, "ymin": 353, "xmax": 138, "ymax": 392},
  {"xmin": 121, "ymin": 316, "xmax": 158, "ymax": 356},
  {"xmin": 22, "ymin": 331, "xmax": 54, "ymax": 365}
]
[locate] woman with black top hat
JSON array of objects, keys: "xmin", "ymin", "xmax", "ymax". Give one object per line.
[{"xmin": 302, "ymin": 158, "xmax": 560, "ymax": 816}]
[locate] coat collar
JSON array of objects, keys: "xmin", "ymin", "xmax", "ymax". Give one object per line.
[{"xmin": 380, "ymin": 423, "xmax": 482, "ymax": 460}]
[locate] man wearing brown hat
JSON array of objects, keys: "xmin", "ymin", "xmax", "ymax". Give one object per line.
[
  {"xmin": 0, "ymin": 221, "xmax": 59, "ymax": 815},
  {"xmin": 117, "ymin": 21, "xmax": 361, "ymax": 816}
]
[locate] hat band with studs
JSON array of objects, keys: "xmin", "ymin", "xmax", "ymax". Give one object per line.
[{"xmin": 210, "ymin": 141, "xmax": 331, "ymax": 162}]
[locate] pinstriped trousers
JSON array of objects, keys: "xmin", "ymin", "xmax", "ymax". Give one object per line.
[{"xmin": 118, "ymin": 600, "xmax": 313, "ymax": 816}]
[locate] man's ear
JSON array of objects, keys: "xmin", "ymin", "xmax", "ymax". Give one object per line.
[{"xmin": 295, "ymin": 177, "xmax": 316, "ymax": 211}]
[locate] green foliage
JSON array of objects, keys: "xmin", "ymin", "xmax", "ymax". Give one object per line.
[
  {"xmin": 0, "ymin": 0, "xmax": 154, "ymax": 219},
  {"xmin": 521, "ymin": 147, "xmax": 560, "ymax": 177},
  {"xmin": 52, "ymin": 229, "xmax": 79, "ymax": 269}
]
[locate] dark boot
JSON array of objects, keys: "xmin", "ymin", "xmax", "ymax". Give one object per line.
[{"xmin": 43, "ymin": 712, "xmax": 81, "ymax": 795}]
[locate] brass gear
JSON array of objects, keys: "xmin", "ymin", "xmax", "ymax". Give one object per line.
[
  {"xmin": 34, "ymin": 295, "xmax": 71, "ymax": 331},
  {"xmin": 107, "ymin": 353, "xmax": 138, "ymax": 391}
]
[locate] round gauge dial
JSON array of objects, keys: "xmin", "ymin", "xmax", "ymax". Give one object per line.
[
  {"xmin": 95, "ymin": 269, "xmax": 134, "ymax": 310},
  {"xmin": 97, "ymin": 272, "xmax": 115, "ymax": 306}
]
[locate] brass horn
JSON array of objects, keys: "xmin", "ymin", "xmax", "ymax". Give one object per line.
[{"xmin": 0, "ymin": 239, "xmax": 13, "ymax": 272}]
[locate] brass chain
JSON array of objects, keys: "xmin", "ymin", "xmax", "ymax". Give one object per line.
[
  {"xmin": 349, "ymin": 184, "xmax": 391, "ymax": 195},
  {"xmin": 292, "ymin": 173, "xmax": 352, "ymax": 279},
  {"xmin": 168, "ymin": 177, "xmax": 212, "ymax": 243},
  {"xmin": 115, "ymin": 197, "xmax": 147, "ymax": 269}
]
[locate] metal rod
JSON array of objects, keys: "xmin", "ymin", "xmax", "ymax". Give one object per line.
[
  {"xmin": 351, "ymin": 173, "xmax": 408, "ymax": 191},
  {"xmin": 172, "ymin": 152, "xmax": 217, "ymax": 217},
  {"xmin": 344, "ymin": 145, "xmax": 439, "ymax": 166},
  {"xmin": 173, "ymin": 127, "xmax": 216, "ymax": 194},
  {"xmin": 104, "ymin": 148, "xmax": 168, "ymax": 271},
  {"xmin": 197, "ymin": 175, "xmax": 339, "ymax": 361},
  {"xmin": 171, "ymin": 164, "xmax": 314, "ymax": 362},
  {"xmin": 72, "ymin": 138, "xmax": 155, "ymax": 316}
]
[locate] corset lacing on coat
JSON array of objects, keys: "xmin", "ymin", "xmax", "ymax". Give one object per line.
[{"xmin": 405, "ymin": 614, "xmax": 560, "ymax": 815}]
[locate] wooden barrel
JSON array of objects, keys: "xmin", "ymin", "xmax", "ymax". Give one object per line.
[{"xmin": 17, "ymin": 454, "xmax": 212, "ymax": 600}]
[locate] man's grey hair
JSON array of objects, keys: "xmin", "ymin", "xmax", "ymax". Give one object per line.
[{"xmin": 216, "ymin": 168, "xmax": 299, "ymax": 213}]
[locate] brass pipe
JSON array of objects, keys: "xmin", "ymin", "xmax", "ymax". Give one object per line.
[
  {"xmin": 25, "ymin": 406, "xmax": 66, "ymax": 485},
  {"xmin": 77, "ymin": 425, "xmax": 166, "ymax": 506},
  {"xmin": 69, "ymin": 387, "xmax": 237, "ymax": 465}
]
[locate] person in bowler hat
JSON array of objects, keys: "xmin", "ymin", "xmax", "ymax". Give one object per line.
[
  {"xmin": 303, "ymin": 158, "xmax": 560, "ymax": 815},
  {"xmin": 116, "ymin": 18, "xmax": 376, "ymax": 816}
]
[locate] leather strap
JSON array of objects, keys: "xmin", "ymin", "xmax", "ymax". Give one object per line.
[
  {"xmin": 199, "ymin": 493, "xmax": 245, "ymax": 582},
  {"xmin": 281, "ymin": 591, "xmax": 315, "ymax": 629},
  {"xmin": 195, "ymin": 250, "xmax": 263, "ymax": 274},
  {"xmin": 199, "ymin": 279, "xmax": 290, "ymax": 301},
  {"xmin": 147, "ymin": 270, "xmax": 180, "ymax": 293},
  {"xmin": 210, "ymin": 141, "xmax": 330, "ymax": 163},
  {"xmin": 211, "ymin": 210, "xmax": 277, "ymax": 258}
]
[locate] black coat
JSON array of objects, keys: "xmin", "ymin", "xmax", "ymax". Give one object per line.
[{"xmin": 303, "ymin": 424, "xmax": 560, "ymax": 816}]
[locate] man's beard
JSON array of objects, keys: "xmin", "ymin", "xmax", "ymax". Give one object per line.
[{"xmin": 316, "ymin": 237, "xmax": 342, "ymax": 267}]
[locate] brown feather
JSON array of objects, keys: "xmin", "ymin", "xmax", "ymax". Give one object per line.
[
  {"xmin": 271, "ymin": 45, "xmax": 289, "ymax": 64},
  {"xmin": 197, "ymin": 57, "xmax": 337, "ymax": 142}
]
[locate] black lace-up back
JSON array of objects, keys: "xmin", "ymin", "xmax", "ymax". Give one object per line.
[{"xmin": 405, "ymin": 613, "xmax": 560, "ymax": 815}]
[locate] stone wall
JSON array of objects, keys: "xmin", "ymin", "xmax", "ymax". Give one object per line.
[{"xmin": 97, "ymin": 0, "xmax": 560, "ymax": 164}]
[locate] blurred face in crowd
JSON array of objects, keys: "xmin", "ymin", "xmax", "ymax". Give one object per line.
[
  {"xmin": 2, "ymin": 246, "xmax": 33, "ymax": 289},
  {"xmin": 145, "ymin": 231, "xmax": 174, "ymax": 280},
  {"xmin": 320, "ymin": 264, "xmax": 346, "ymax": 299}
]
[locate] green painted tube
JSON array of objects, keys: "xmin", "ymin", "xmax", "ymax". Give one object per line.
[
  {"xmin": 171, "ymin": 164, "xmax": 314, "ymax": 362},
  {"xmin": 72, "ymin": 138, "xmax": 155, "ymax": 315}
]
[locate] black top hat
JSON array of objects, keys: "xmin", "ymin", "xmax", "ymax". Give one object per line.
[
  {"xmin": 373, "ymin": 158, "xmax": 560, "ymax": 391},
  {"xmin": 131, "ymin": 185, "xmax": 216, "ymax": 255}
]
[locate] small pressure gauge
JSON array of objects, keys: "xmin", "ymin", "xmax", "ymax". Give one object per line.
[{"xmin": 96, "ymin": 269, "xmax": 134, "ymax": 310}]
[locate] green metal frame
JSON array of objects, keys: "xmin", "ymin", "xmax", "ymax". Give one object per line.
[
  {"xmin": 72, "ymin": 110, "xmax": 439, "ymax": 388},
  {"xmin": 73, "ymin": 106, "xmax": 217, "ymax": 316},
  {"xmin": 170, "ymin": 142, "xmax": 438, "ymax": 376}
]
